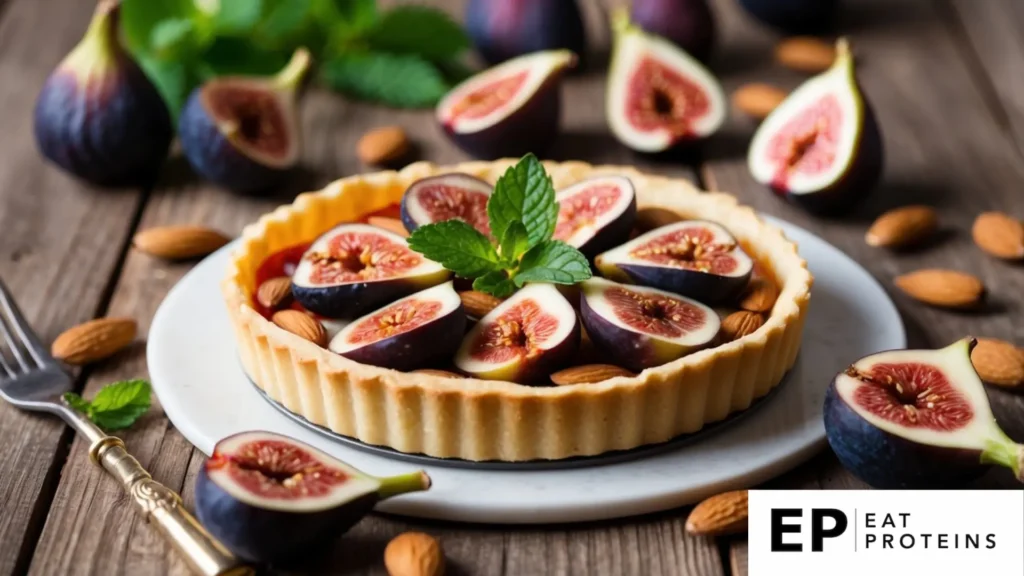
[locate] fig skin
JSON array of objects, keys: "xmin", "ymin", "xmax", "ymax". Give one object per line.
[
  {"xmin": 33, "ymin": 1, "xmax": 172, "ymax": 188},
  {"xmin": 631, "ymin": 0, "xmax": 716, "ymax": 62},
  {"xmin": 737, "ymin": 0, "xmax": 839, "ymax": 34},
  {"xmin": 465, "ymin": 0, "xmax": 587, "ymax": 67},
  {"xmin": 611, "ymin": 261, "xmax": 750, "ymax": 305},
  {"xmin": 557, "ymin": 177, "xmax": 638, "ymax": 260}
]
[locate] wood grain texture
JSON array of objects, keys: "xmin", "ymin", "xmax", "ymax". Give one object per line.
[{"xmin": 0, "ymin": 0, "xmax": 145, "ymax": 574}]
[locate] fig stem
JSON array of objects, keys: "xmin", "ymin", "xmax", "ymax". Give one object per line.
[
  {"xmin": 67, "ymin": 0, "xmax": 120, "ymax": 71},
  {"xmin": 834, "ymin": 37, "xmax": 853, "ymax": 67},
  {"xmin": 980, "ymin": 437, "xmax": 1024, "ymax": 483},
  {"xmin": 274, "ymin": 48, "xmax": 313, "ymax": 91},
  {"xmin": 610, "ymin": 6, "xmax": 633, "ymax": 35},
  {"xmin": 376, "ymin": 470, "xmax": 431, "ymax": 499}
]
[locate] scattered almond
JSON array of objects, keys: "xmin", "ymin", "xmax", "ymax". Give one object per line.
[
  {"xmin": 368, "ymin": 216, "xmax": 410, "ymax": 238},
  {"xmin": 970, "ymin": 338, "xmax": 1024, "ymax": 388},
  {"xmin": 732, "ymin": 83, "xmax": 788, "ymax": 120},
  {"xmin": 686, "ymin": 490, "xmax": 748, "ymax": 536},
  {"xmin": 358, "ymin": 126, "xmax": 410, "ymax": 167},
  {"xmin": 384, "ymin": 531, "xmax": 445, "ymax": 576},
  {"xmin": 132, "ymin": 225, "xmax": 230, "ymax": 260},
  {"xmin": 51, "ymin": 317, "xmax": 137, "ymax": 365},
  {"xmin": 256, "ymin": 277, "xmax": 293, "ymax": 310},
  {"xmin": 972, "ymin": 211, "xmax": 1024, "ymax": 260},
  {"xmin": 865, "ymin": 205, "xmax": 938, "ymax": 248},
  {"xmin": 459, "ymin": 290, "xmax": 503, "ymax": 319},
  {"xmin": 634, "ymin": 208, "xmax": 682, "ymax": 232},
  {"xmin": 272, "ymin": 310, "xmax": 328, "ymax": 347},
  {"xmin": 739, "ymin": 278, "xmax": 778, "ymax": 313},
  {"xmin": 721, "ymin": 311, "xmax": 765, "ymax": 342},
  {"xmin": 775, "ymin": 36, "xmax": 837, "ymax": 73},
  {"xmin": 412, "ymin": 369, "xmax": 466, "ymax": 379},
  {"xmin": 550, "ymin": 364, "xmax": 636, "ymax": 385},
  {"xmin": 894, "ymin": 269, "xmax": 985, "ymax": 309}
]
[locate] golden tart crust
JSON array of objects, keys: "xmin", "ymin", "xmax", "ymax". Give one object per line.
[{"xmin": 222, "ymin": 160, "xmax": 813, "ymax": 462}]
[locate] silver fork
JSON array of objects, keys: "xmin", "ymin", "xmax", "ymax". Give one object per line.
[{"xmin": 0, "ymin": 279, "xmax": 253, "ymax": 576}]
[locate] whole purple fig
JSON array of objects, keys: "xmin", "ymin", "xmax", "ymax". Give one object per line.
[
  {"xmin": 630, "ymin": 0, "xmax": 716, "ymax": 62},
  {"xmin": 465, "ymin": 0, "xmax": 587, "ymax": 66},
  {"xmin": 33, "ymin": 0, "xmax": 172, "ymax": 187}
]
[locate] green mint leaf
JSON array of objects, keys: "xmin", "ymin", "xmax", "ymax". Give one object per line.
[
  {"xmin": 63, "ymin": 392, "xmax": 91, "ymax": 415},
  {"xmin": 513, "ymin": 241, "xmax": 593, "ymax": 287},
  {"xmin": 368, "ymin": 6, "xmax": 469, "ymax": 61},
  {"xmin": 499, "ymin": 222, "xmax": 529, "ymax": 264},
  {"xmin": 407, "ymin": 220, "xmax": 503, "ymax": 278},
  {"xmin": 329, "ymin": 0, "xmax": 377, "ymax": 32},
  {"xmin": 88, "ymin": 380, "xmax": 153, "ymax": 431},
  {"xmin": 320, "ymin": 52, "xmax": 449, "ymax": 108},
  {"xmin": 213, "ymin": 0, "xmax": 264, "ymax": 34},
  {"xmin": 134, "ymin": 54, "xmax": 192, "ymax": 124},
  {"xmin": 436, "ymin": 58, "xmax": 478, "ymax": 84},
  {"xmin": 473, "ymin": 271, "xmax": 517, "ymax": 298},
  {"xmin": 150, "ymin": 18, "xmax": 196, "ymax": 57},
  {"xmin": 199, "ymin": 37, "xmax": 291, "ymax": 77},
  {"xmin": 256, "ymin": 0, "xmax": 313, "ymax": 42},
  {"xmin": 488, "ymin": 154, "xmax": 559, "ymax": 250},
  {"xmin": 120, "ymin": 0, "xmax": 198, "ymax": 54}
]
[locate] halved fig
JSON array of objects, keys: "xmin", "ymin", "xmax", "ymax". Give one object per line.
[
  {"xmin": 195, "ymin": 430, "xmax": 430, "ymax": 563},
  {"xmin": 748, "ymin": 38, "xmax": 883, "ymax": 215},
  {"xmin": 606, "ymin": 9, "xmax": 726, "ymax": 153},
  {"xmin": 825, "ymin": 338, "xmax": 1024, "ymax": 489},
  {"xmin": 553, "ymin": 176, "xmax": 638, "ymax": 258},
  {"xmin": 436, "ymin": 50, "xmax": 577, "ymax": 159},
  {"xmin": 454, "ymin": 283, "xmax": 579, "ymax": 384},
  {"xmin": 400, "ymin": 173, "xmax": 493, "ymax": 236},
  {"xmin": 579, "ymin": 278, "xmax": 719, "ymax": 371},
  {"xmin": 595, "ymin": 220, "xmax": 753, "ymax": 304},
  {"xmin": 291, "ymin": 223, "xmax": 450, "ymax": 319},
  {"xmin": 328, "ymin": 282, "xmax": 466, "ymax": 371}
]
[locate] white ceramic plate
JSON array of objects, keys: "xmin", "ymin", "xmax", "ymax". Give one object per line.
[{"xmin": 148, "ymin": 216, "xmax": 905, "ymax": 524}]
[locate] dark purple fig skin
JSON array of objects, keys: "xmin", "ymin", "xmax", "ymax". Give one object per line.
[
  {"xmin": 579, "ymin": 295, "xmax": 705, "ymax": 371},
  {"xmin": 738, "ymin": 0, "xmax": 839, "ymax": 34},
  {"xmin": 515, "ymin": 317, "xmax": 581, "ymax": 385},
  {"xmin": 631, "ymin": 0, "xmax": 716, "ymax": 62},
  {"xmin": 292, "ymin": 276, "xmax": 448, "ymax": 320},
  {"xmin": 613, "ymin": 263, "xmax": 750, "ymax": 305},
  {"xmin": 466, "ymin": 0, "xmax": 587, "ymax": 67},
  {"xmin": 338, "ymin": 304, "xmax": 466, "ymax": 371},
  {"xmin": 33, "ymin": 2, "xmax": 172, "ymax": 188},
  {"xmin": 572, "ymin": 194, "xmax": 637, "ymax": 260}
]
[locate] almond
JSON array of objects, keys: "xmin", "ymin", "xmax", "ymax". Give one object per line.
[
  {"xmin": 368, "ymin": 216, "xmax": 410, "ymax": 238},
  {"xmin": 634, "ymin": 208, "xmax": 682, "ymax": 232},
  {"xmin": 51, "ymin": 317, "xmax": 137, "ymax": 365},
  {"xmin": 775, "ymin": 36, "xmax": 837, "ymax": 73},
  {"xmin": 272, "ymin": 310, "xmax": 327, "ymax": 347},
  {"xmin": 686, "ymin": 490, "xmax": 748, "ymax": 536},
  {"xmin": 384, "ymin": 532, "xmax": 444, "ymax": 576},
  {"xmin": 865, "ymin": 205, "xmax": 939, "ymax": 248},
  {"xmin": 412, "ymin": 369, "xmax": 465, "ymax": 379},
  {"xmin": 739, "ymin": 278, "xmax": 778, "ymax": 313},
  {"xmin": 721, "ymin": 311, "xmax": 764, "ymax": 342},
  {"xmin": 133, "ymin": 225, "xmax": 230, "ymax": 260},
  {"xmin": 894, "ymin": 269, "xmax": 985, "ymax": 309},
  {"xmin": 459, "ymin": 290, "xmax": 504, "ymax": 319},
  {"xmin": 970, "ymin": 338, "xmax": 1024, "ymax": 388},
  {"xmin": 732, "ymin": 83, "xmax": 788, "ymax": 120},
  {"xmin": 358, "ymin": 126, "xmax": 410, "ymax": 167},
  {"xmin": 972, "ymin": 211, "xmax": 1024, "ymax": 260},
  {"xmin": 256, "ymin": 277, "xmax": 293, "ymax": 310},
  {"xmin": 550, "ymin": 364, "xmax": 636, "ymax": 385}
]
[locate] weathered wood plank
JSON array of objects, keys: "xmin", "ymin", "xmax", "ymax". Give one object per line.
[
  {"xmin": 0, "ymin": 0, "xmax": 146, "ymax": 573},
  {"xmin": 729, "ymin": 540, "xmax": 747, "ymax": 576}
]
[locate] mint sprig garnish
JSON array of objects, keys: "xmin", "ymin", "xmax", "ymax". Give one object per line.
[
  {"xmin": 64, "ymin": 379, "xmax": 153, "ymax": 431},
  {"xmin": 407, "ymin": 154, "xmax": 592, "ymax": 298}
]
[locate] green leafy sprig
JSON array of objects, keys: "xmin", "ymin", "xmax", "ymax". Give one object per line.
[
  {"xmin": 64, "ymin": 379, "xmax": 153, "ymax": 431},
  {"xmin": 407, "ymin": 155, "xmax": 593, "ymax": 298}
]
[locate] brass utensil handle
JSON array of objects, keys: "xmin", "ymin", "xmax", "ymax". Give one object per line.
[{"xmin": 88, "ymin": 436, "xmax": 254, "ymax": 576}]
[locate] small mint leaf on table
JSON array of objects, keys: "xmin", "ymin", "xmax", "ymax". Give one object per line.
[
  {"xmin": 473, "ymin": 271, "xmax": 517, "ymax": 299},
  {"xmin": 212, "ymin": 0, "xmax": 264, "ymax": 35},
  {"xmin": 150, "ymin": 18, "xmax": 196, "ymax": 58},
  {"xmin": 499, "ymin": 222, "xmax": 529, "ymax": 265},
  {"xmin": 367, "ymin": 5, "xmax": 470, "ymax": 61},
  {"xmin": 407, "ymin": 220, "xmax": 503, "ymax": 278},
  {"xmin": 513, "ymin": 241, "xmax": 593, "ymax": 287},
  {"xmin": 64, "ymin": 380, "xmax": 153, "ymax": 431},
  {"xmin": 320, "ymin": 52, "xmax": 449, "ymax": 108},
  {"xmin": 63, "ymin": 392, "xmax": 91, "ymax": 415},
  {"xmin": 488, "ymin": 154, "xmax": 559, "ymax": 250}
]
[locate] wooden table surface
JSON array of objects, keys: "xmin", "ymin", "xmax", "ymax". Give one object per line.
[{"xmin": 2, "ymin": 0, "xmax": 1023, "ymax": 574}]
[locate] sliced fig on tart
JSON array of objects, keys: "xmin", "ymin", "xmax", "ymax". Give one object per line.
[
  {"xmin": 825, "ymin": 338, "xmax": 1024, "ymax": 489},
  {"xmin": 291, "ymin": 223, "xmax": 450, "ymax": 319},
  {"xmin": 400, "ymin": 173, "xmax": 493, "ymax": 236},
  {"xmin": 553, "ymin": 175, "xmax": 638, "ymax": 258},
  {"xmin": 454, "ymin": 283, "xmax": 579, "ymax": 384},
  {"xmin": 328, "ymin": 282, "xmax": 466, "ymax": 371},
  {"xmin": 436, "ymin": 50, "xmax": 577, "ymax": 159},
  {"xmin": 606, "ymin": 10, "xmax": 726, "ymax": 153},
  {"xmin": 595, "ymin": 220, "xmax": 753, "ymax": 304},
  {"xmin": 579, "ymin": 278, "xmax": 719, "ymax": 372},
  {"xmin": 747, "ymin": 38, "xmax": 883, "ymax": 215}
]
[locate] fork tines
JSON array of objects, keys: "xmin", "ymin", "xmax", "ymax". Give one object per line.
[{"xmin": 0, "ymin": 278, "xmax": 49, "ymax": 379}]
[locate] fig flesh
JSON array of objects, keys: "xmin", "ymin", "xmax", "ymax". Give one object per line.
[
  {"xmin": 579, "ymin": 278, "xmax": 719, "ymax": 371},
  {"xmin": 291, "ymin": 223, "xmax": 450, "ymax": 319},
  {"xmin": 33, "ymin": 0, "xmax": 172, "ymax": 187},
  {"xmin": 553, "ymin": 176, "xmax": 638, "ymax": 259},
  {"xmin": 400, "ymin": 173, "xmax": 493, "ymax": 236},
  {"xmin": 595, "ymin": 220, "xmax": 753, "ymax": 304},
  {"xmin": 825, "ymin": 338, "xmax": 1024, "ymax": 489},
  {"xmin": 454, "ymin": 283, "xmax": 579, "ymax": 384},
  {"xmin": 436, "ymin": 50, "xmax": 576, "ymax": 159},
  {"xmin": 329, "ymin": 281, "xmax": 466, "ymax": 371},
  {"xmin": 179, "ymin": 48, "xmax": 311, "ymax": 195},
  {"xmin": 738, "ymin": 0, "xmax": 839, "ymax": 35},
  {"xmin": 747, "ymin": 38, "xmax": 882, "ymax": 215},
  {"xmin": 195, "ymin": 430, "xmax": 430, "ymax": 564},
  {"xmin": 630, "ymin": 0, "xmax": 716, "ymax": 62},
  {"xmin": 606, "ymin": 9, "xmax": 726, "ymax": 153},
  {"xmin": 465, "ymin": 0, "xmax": 586, "ymax": 67}
]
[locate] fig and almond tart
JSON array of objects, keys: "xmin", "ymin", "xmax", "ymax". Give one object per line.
[{"xmin": 222, "ymin": 159, "xmax": 812, "ymax": 462}]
